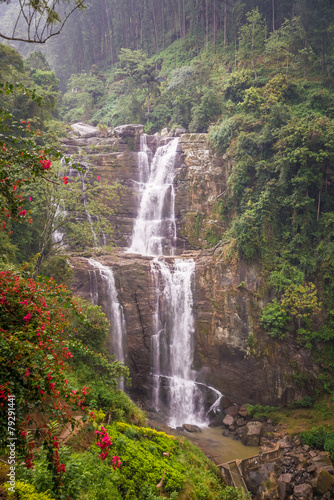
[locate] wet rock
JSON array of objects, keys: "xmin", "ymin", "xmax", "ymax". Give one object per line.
[
  {"xmin": 224, "ymin": 405, "xmax": 239, "ymax": 417},
  {"xmin": 278, "ymin": 473, "xmax": 293, "ymax": 485},
  {"xmin": 247, "ymin": 470, "xmax": 264, "ymax": 494},
  {"xmin": 236, "ymin": 417, "xmax": 245, "ymax": 427},
  {"xmin": 113, "ymin": 124, "xmax": 144, "ymax": 137},
  {"xmin": 182, "ymin": 424, "xmax": 202, "ymax": 433},
  {"xmin": 208, "ymin": 413, "xmax": 225, "ymax": 427},
  {"xmin": 241, "ymin": 421, "xmax": 263, "ymax": 446},
  {"xmin": 238, "ymin": 404, "xmax": 248, "ymax": 417},
  {"xmin": 315, "ymin": 468, "xmax": 334, "ymax": 495},
  {"xmin": 306, "ymin": 465, "xmax": 317, "ymax": 474},
  {"xmin": 278, "ymin": 481, "xmax": 287, "ymax": 499},
  {"xmin": 223, "ymin": 415, "xmax": 234, "ymax": 427},
  {"xmin": 293, "ymin": 483, "xmax": 313, "ymax": 500}
]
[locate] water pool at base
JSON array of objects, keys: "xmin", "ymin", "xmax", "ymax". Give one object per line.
[{"xmin": 172, "ymin": 426, "xmax": 260, "ymax": 465}]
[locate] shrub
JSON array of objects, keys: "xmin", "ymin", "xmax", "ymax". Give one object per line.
[{"xmin": 260, "ymin": 300, "xmax": 289, "ymax": 338}]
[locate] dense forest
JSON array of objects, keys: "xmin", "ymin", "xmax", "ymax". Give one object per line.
[{"xmin": 1, "ymin": 0, "xmax": 334, "ymax": 498}]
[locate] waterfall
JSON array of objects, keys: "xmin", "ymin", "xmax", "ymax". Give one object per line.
[
  {"xmin": 128, "ymin": 137, "xmax": 178, "ymax": 256},
  {"xmin": 81, "ymin": 170, "xmax": 98, "ymax": 246},
  {"xmin": 151, "ymin": 258, "xmax": 207, "ymax": 427},
  {"xmin": 52, "ymin": 199, "xmax": 67, "ymax": 246},
  {"xmin": 88, "ymin": 259, "xmax": 126, "ymax": 390},
  {"xmin": 127, "ymin": 135, "xmax": 212, "ymax": 427}
]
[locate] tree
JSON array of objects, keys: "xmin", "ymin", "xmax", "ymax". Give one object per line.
[
  {"xmin": 0, "ymin": 0, "xmax": 86, "ymax": 43},
  {"xmin": 239, "ymin": 8, "xmax": 266, "ymax": 78}
]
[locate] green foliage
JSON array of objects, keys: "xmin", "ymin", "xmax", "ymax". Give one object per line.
[
  {"xmin": 300, "ymin": 426, "xmax": 334, "ymax": 460},
  {"xmin": 247, "ymin": 404, "xmax": 279, "ymax": 421},
  {"xmin": 16, "ymin": 423, "xmax": 239, "ymax": 500},
  {"xmin": 260, "ymin": 300, "xmax": 289, "ymax": 339},
  {"xmin": 6, "ymin": 481, "xmax": 53, "ymax": 499},
  {"xmin": 239, "ymin": 8, "xmax": 266, "ymax": 77}
]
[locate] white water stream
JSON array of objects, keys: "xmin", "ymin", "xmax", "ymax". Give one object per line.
[
  {"xmin": 128, "ymin": 138, "xmax": 178, "ymax": 256},
  {"xmin": 88, "ymin": 258, "xmax": 126, "ymax": 390}
]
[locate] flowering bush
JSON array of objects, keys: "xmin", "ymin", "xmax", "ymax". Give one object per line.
[
  {"xmin": 95, "ymin": 426, "xmax": 121, "ymax": 467},
  {"xmin": 0, "ymin": 270, "xmax": 90, "ymax": 457},
  {"xmin": 0, "ymin": 83, "xmax": 72, "ymax": 227}
]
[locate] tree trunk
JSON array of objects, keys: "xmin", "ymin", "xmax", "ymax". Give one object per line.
[
  {"xmin": 162, "ymin": 0, "xmax": 165, "ymax": 49},
  {"xmin": 224, "ymin": 0, "xmax": 227, "ymax": 47},
  {"xmin": 105, "ymin": 0, "xmax": 113, "ymax": 63},
  {"xmin": 317, "ymin": 187, "xmax": 321, "ymax": 220},
  {"xmin": 205, "ymin": 0, "xmax": 209, "ymax": 49},
  {"xmin": 272, "ymin": 0, "xmax": 275, "ymax": 31},
  {"xmin": 151, "ymin": 0, "xmax": 158, "ymax": 52},
  {"xmin": 213, "ymin": 0, "xmax": 216, "ymax": 49},
  {"xmin": 182, "ymin": 0, "xmax": 186, "ymax": 38}
]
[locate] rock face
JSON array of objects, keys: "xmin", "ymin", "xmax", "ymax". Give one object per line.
[{"xmin": 66, "ymin": 126, "xmax": 316, "ymax": 407}]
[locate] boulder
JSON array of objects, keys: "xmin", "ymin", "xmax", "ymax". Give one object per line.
[
  {"xmin": 293, "ymin": 483, "xmax": 313, "ymax": 500},
  {"xmin": 278, "ymin": 473, "xmax": 293, "ymax": 485},
  {"xmin": 241, "ymin": 421, "xmax": 263, "ymax": 446},
  {"xmin": 278, "ymin": 481, "xmax": 287, "ymax": 499},
  {"xmin": 238, "ymin": 403, "xmax": 248, "ymax": 417},
  {"xmin": 223, "ymin": 415, "xmax": 234, "ymax": 427},
  {"xmin": 247, "ymin": 470, "xmax": 264, "ymax": 494},
  {"xmin": 161, "ymin": 128, "xmax": 169, "ymax": 136},
  {"xmin": 71, "ymin": 122, "xmax": 99, "ymax": 138},
  {"xmin": 224, "ymin": 405, "xmax": 239, "ymax": 417},
  {"xmin": 315, "ymin": 468, "xmax": 334, "ymax": 495},
  {"xmin": 174, "ymin": 127, "xmax": 187, "ymax": 136},
  {"xmin": 182, "ymin": 424, "xmax": 202, "ymax": 433},
  {"xmin": 113, "ymin": 124, "xmax": 144, "ymax": 138}
]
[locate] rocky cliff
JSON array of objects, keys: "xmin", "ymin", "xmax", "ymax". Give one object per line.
[{"xmin": 66, "ymin": 123, "xmax": 315, "ymax": 408}]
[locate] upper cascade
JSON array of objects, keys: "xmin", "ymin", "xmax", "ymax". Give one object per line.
[{"xmin": 128, "ymin": 136, "xmax": 179, "ymax": 256}]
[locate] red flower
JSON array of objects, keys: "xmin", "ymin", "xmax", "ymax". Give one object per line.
[
  {"xmin": 40, "ymin": 159, "xmax": 51, "ymax": 170},
  {"xmin": 62, "ymin": 177, "xmax": 69, "ymax": 185},
  {"xmin": 23, "ymin": 312, "xmax": 31, "ymax": 322}
]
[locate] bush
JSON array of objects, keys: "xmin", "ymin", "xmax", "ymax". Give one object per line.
[
  {"xmin": 260, "ymin": 300, "xmax": 289, "ymax": 338},
  {"xmin": 5, "ymin": 481, "xmax": 53, "ymax": 499}
]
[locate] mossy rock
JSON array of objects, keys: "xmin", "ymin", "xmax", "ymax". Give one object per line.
[{"xmin": 316, "ymin": 468, "xmax": 334, "ymax": 495}]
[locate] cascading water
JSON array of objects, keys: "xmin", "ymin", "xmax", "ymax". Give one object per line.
[
  {"xmin": 151, "ymin": 258, "xmax": 207, "ymax": 427},
  {"xmin": 129, "ymin": 135, "xmax": 218, "ymax": 427},
  {"xmin": 88, "ymin": 258, "xmax": 126, "ymax": 390},
  {"xmin": 81, "ymin": 170, "xmax": 98, "ymax": 246},
  {"xmin": 128, "ymin": 137, "xmax": 178, "ymax": 256}
]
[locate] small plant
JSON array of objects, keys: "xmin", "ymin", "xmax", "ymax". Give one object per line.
[{"xmin": 237, "ymin": 281, "xmax": 246, "ymax": 289}]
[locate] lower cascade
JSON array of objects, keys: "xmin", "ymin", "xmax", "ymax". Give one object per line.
[
  {"xmin": 88, "ymin": 258, "xmax": 126, "ymax": 389},
  {"xmin": 151, "ymin": 258, "xmax": 207, "ymax": 427}
]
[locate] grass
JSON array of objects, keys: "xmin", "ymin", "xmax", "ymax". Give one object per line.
[{"xmin": 264, "ymin": 396, "xmax": 334, "ymax": 435}]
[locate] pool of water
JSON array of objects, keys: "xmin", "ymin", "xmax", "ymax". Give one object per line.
[{"xmin": 178, "ymin": 426, "xmax": 260, "ymax": 464}]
